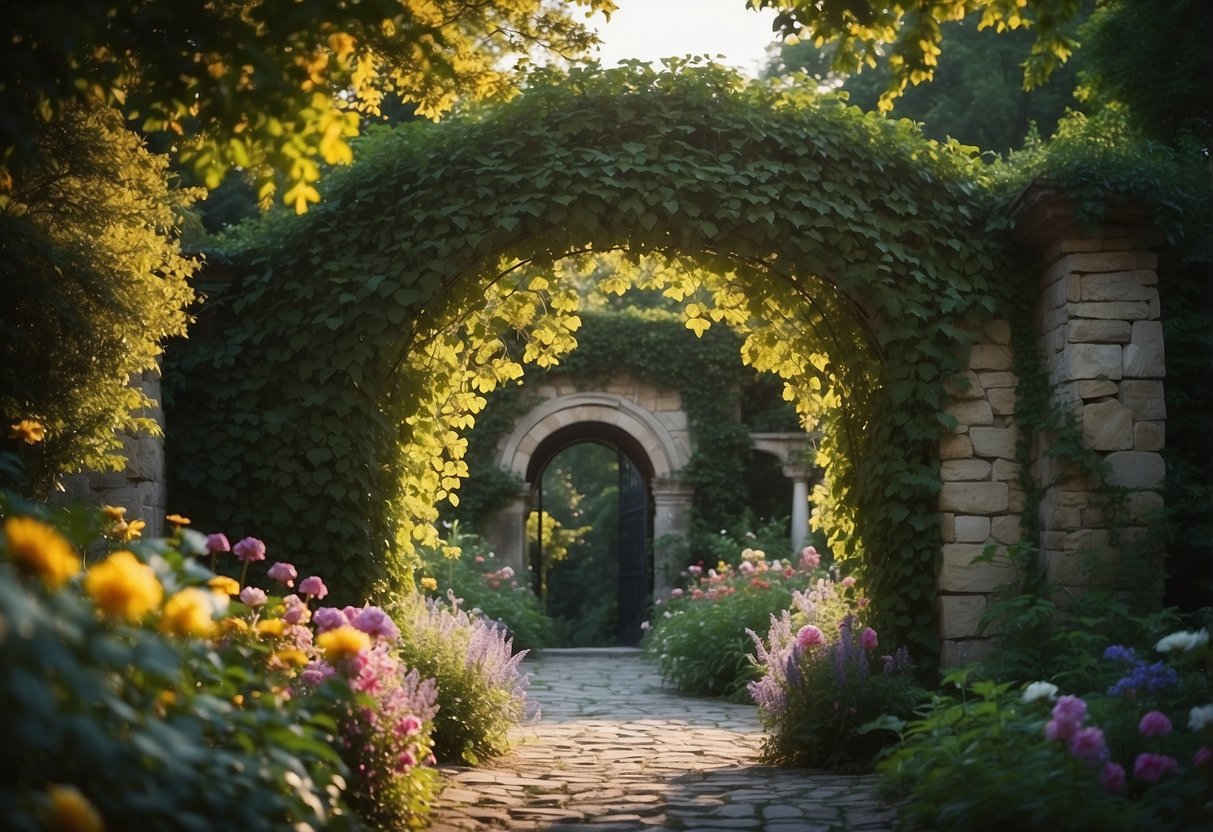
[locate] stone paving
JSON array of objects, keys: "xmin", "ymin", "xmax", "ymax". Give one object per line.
[{"xmin": 429, "ymin": 648, "xmax": 899, "ymax": 831}]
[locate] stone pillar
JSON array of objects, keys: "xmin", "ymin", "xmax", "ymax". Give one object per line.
[
  {"xmin": 484, "ymin": 487, "xmax": 532, "ymax": 577},
  {"xmin": 783, "ymin": 464, "xmax": 812, "ymax": 555},
  {"xmin": 651, "ymin": 478, "xmax": 694, "ymax": 596}
]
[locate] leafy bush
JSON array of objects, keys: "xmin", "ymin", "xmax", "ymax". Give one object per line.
[
  {"xmin": 417, "ymin": 524, "xmax": 553, "ymax": 652},
  {"xmin": 390, "ymin": 592, "xmax": 533, "ymax": 764},
  {"xmin": 880, "ymin": 635, "xmax": 1213, "ymax": 831},
  {"xmin": 643, "ymin": 545, "xmax": 828, "ymax": 701}
]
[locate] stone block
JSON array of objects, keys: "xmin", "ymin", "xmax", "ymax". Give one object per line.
[
  {"xmin": 1119, "ymin": 380, "xmax": 1166, "ymax": 420},
  {"xmin": 1077, "ymin": 380, "xmax": 1119, "ymax": 400},
  {"xmin": 987, "ymin": 387, "xmax": 1017, "ymax": 416},
  {"xmin": 970, "ymin": 426, "xmax": 1018, "ymax": 459},
  {"xmin": 940, "ymin": 459, "xmax": 993, "ymax": 481},
  {"xmin": 939, "ymin": 595, "xmax": 990, "ymax": 639},
  {"xmin": 1106, "ymin": 451, "xmax": 1165, "ymax": 489},
  {"xmin": 1079, "ymin": 272, "xmax": 1156, "ymax": 302},
  {"xmin": 1134, "ymin": 267, "xmax": 1158, "ymax": 284},
  {"xmin": 940, "ymin": 512, "xmax": 955, "ymax": 544},
  {"xmin": 978, "ymin": 371, "xmax": 1016, "ymax": 389},
  {"xmin": 938, "ymin": 544, "xmax": 1015, "ymax": 592},
  {"xmin": 947, "ymin": 400, "xmax": 994, "ymax": 428},
  {"xmin": 991, "ymin": 515, "xmax": 1023, "ymax": 544},
  {"xmin": 1122, "ymin": 320, "xmax": 1165, "ymax": 378},
  {"xmin": 1068, "ymin": 251, "xmax": 1140, "ymax": 272},
  {"xmin": 1064, "ymin": 343, "xmax": 1122, "ymax": 381},
  {"xmin": 945, "ymin": 370, "xmax": 984, "ymax": 400},
  {"xmin": 1008, "ymin": 484, "xmax": 1026, "ymax": 513},
  {"xmin": 991, "ymin": 459, "xmax": 1020, "ymax": 481},
  {"xmin": 1067, "ymin": 319, "xmax": 1132, "ymax": 344},
  {"xmin": 1068, "ymin": 301, "xmax": 1150, "ymax": 320},
  {"xmin": 939, "ymin": 433, "xmax": 974, "ymax": 460},
  {"xmin": 1126, "ymin": 491, "xmax": 1164, "ymax": 523},
  {"xmin": 939, "ymin": 482, "xmax": 1009, "ymax": 515},
  {"xmin": 940, "ymin": 639, "xmax": 997, "ymax": 667},
  {"xmin": 984, "ymin": 320, "xmax": 1012, "ymax": 345},
  {"xmin": 969, "ymin": 344, "xmax": 1013, "ymax": 371},
  {"xmin": 1134, "ymin": 421, "xmax": 1165, "ymax": 451},
  {"xmin": 954, "ymin": 515, "xmax": 992, "ymax": 543},
  {"xmin": 1082, "ymin": 399, "xmax": 1134, "ymax": 451}
]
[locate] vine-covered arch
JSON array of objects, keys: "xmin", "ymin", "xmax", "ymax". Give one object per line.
[{"xmin": 169, "ymin": 64, "xmax": 1009, "ymax": 653}]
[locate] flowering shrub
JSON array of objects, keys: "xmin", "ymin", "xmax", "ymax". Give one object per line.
[
  {"xmin": 416, "ymin": 525, "xmax": 553, "ymax": 651},
  {"xmin": 880, "ymin": 629, "xmax": 1213, "ymax": 831},
  {"xmin": 391, "ymin": 591, "xmax": 534, "ymax": 764},
  {"xmin": 747, "ymin": 580, "xmax": 923, "ymax": 770},
  {"xmin": 642, "ymin": 545, "xmax": 829, "ymax": 700}
]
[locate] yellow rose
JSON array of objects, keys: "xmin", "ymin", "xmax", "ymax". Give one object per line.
[
  {"xmin": 84, "ymin": 551, "xmax": 164, "ymax": 623},
  {"xmin": 206, "ymin": 575, "xmax": 240, "ymax": 596},
  {"xmin": 316, "ymin": 625, "xmax": 371, "ymax": 663},
  {"xmin": 44, "ymin": 784, "xmax": 103, "ymax": 832},
  {"xmin": 10, "ymin": 419, "xmax": 45, "ymax": 444},
  {"xmin": 3, "ymin": 515, "xmax": 81, "ymax": 588},
  {"xmin": 159, "ymin": 588, "xmax": 214, "ymax": 637},
  {"xmin": 254, "ymin": 618, "xmax": 285, "ymax": 637},
  {"xmin": 420, "ymin": 576, "xmax": 438, "ymax": 591}
]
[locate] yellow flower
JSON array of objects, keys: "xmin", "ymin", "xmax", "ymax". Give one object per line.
[
  {"xmin": 254, "ymin": 618, "xmax": 285, "ymax": 637},
  {"xmin": 219, "ymin": 616, "xmax": 250, "ymax": 636},
  {"xmin": 420, "ymin": 576, "xmax": 438, "ymax": 591},
  {"xmin": 3, "ymin": 515, "xmax": 81, "ymax": 588},
  {"xmin": 316, "ymin": 625, "xmax": 371, "ymax": 663},
  {"xmin": 84, "ymin": 551, "xmax": 164, "ymax": 623},
  {"xmin": 44, "ymin": 784, "xmax": 104, "ymax": 832},
  {"xmin": 159, "ymin": 588, "xmax": 214, "ymax": 637},
  {"xmin": 207, "ymin": 575, "xmax": 240, "ymax": 596},
  {"xmin": 270, "ymin": 648, "xmax": 309, "ymax": 669},
  {"xmin": 10, "ymin": 419, "xmax": 45, "ymax": 444},
  {"xmin": 115, "ymin": 518, "xmax": 146, "ymax": 542},
  {"xmin": 165, "ymin": 513, "xmax": 191, "ymax": 526},
  {"xmin": 100, "ymin": 505, "xmax": 126, "ymax": 522}
]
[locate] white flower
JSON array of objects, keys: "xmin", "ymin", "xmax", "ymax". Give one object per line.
[
  {"xmin": 179, "ymin": 528, "xmax": 209, "ymax": 556},
  {"xmin": 1189, "ymin": 704, "xmax": 1213, "ymax": 731},
  {"xmin": 662, "ymin": 611, "xmax": 672, "ymax": 619},
  {"xmin": 1155, "ymin": 629, "xmax": 1210, "ymax": 654},
  {"xmin": 640, "ymin": 621, "xmax": 650, "ymax": 631},
  {"xmin": 1022, "ymin": 681, "xmax": 1059, "ymax": 704}
]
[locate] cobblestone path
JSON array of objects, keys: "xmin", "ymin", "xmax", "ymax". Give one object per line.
[{"xmin": 429, "ymin": 648, "xmax": 898, "ymax": 831}]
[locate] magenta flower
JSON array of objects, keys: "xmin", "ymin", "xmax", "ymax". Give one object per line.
[
  {"xmin": 1194, "ymin": 747, "xmax": 1211, "ymax": 768},
  {"xmin": 352, "ymin": 606, "xmax": 400, "ymax": 642},
  {"xmin": 397, "ymin": 750, "xmax": 417, "ymax": 769},
  {"xmin": 299, "ymin": 575, "xmax": 328, "ymax": 599},
  {"xmin": 860, "ymin": 627, "xmax": 878, "ymax": 650},
  {"xmin": 1133, "ymin": 752, "xmax": 1179, "ymax": 783},
  {"xmin": 1100, "ymin": 762, "xmax": 1126, "ymax": 793},
  {"xmin": 1067, "ymin": 726, "xmax": 1107, "ymax": 765},
  {"xmin": 267, "ymin": 562, "xmax": 298, "ymax": 587},
  {"xmin": 796, "ymin": 624, "xmax": 825, "ymax": 651},
  {"xmin": 1138, "ymin": 710, "xmax": 1173, "ymax": 738},
  {"xmin": 312, "ymin": 607, "xmax": 347, "ymax": 632},
  {"xmin": 239, "ymin": 586, "xmax": 267, "ymax": 607},
  {"xmin": 1052, "ymin": 695, "xmax": 1088, "ymax": 725},
  {"xmin": 206, "ymin": 533, "xmax": 232, "ymax": 554},
  {"xmin": 232, "ymin": 537, "xmax": 266, "ymax": 563}
]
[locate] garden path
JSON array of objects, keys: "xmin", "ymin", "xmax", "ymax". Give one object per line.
[{"xmin": 429, "ymin": 649, "xmax": 898, "ymax": 831}]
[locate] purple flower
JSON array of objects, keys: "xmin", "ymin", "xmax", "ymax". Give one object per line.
[
  {"xmin": 1108, "ymin": 660, "xmax": 1179, "ymax": 698},
  {"xmin": 1194, "ymin": 747, "xmax": 1212, "ymax": 768},
  {"xmin": 232, "ymin": 537, "xmax": 266, "ymax": 563},
  {"xmin": 266, "ymin": 562, "xmax": 297, "ymax": 587},
  {"xmin": 299, "ymin": 575, "xmax": 328, "ymax": 599},
  {"xmin": 300, "ymin": 660, "xmax": 336, "ymax": 687},
  {"xmin": 239, "ymin": 586, "xmax": 267, "ymax": 607},
  {"xmin": 1046, "ymin": 718, "xmax": 1078, "ymax": 743},
  {"xmin": 860, "ymin": 627, "xmax": 878, "ymax": 651},
  {"xmin": 1103, "ymin": 644, "xmax": 1137, "ymax": 663},
  {"xmin": 1100, "ymin": 762, "xmax": 1126, "ymax": 793},
  {"xmin": 352, "ymin": 606, "xmax": 400, "ymax": 642},
  {"xmin": 1067, "ymin": 726, "xmax": 1108, "ymax": 765},
  {"xmin": 312, "ymin": 606, "xmax": 348, "ymax": 632},
  {"xmin": 1138, "ymin": 710, "xmax": 1173, "ymax": 738},
  {"xmin": 1133, "ymin": 752, "xmax": 1179, "ymax": 783},
  {"xmin": 282, "ymin": 594, "xmax": 311, "ymax": 625},
  {"xmin": 206, "ymin": 533, "xmax": 231, "ymax": 554},
  {"xmin": 1052, "ymin": 695, "xmax": 1088, "ymax": 725}
]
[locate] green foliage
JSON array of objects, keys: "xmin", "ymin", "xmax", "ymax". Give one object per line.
[
  {"xmin": 168, "ymin": 64, "xmax": 1007, "ymax": 660},
  {"xmin": 390, "ymin": 593, "xmax": 532, "ymax": 764},
  {"xmin": 0, "ymin": 0, "xmax": 614, "ymax": 212},
  {"xmin": 416, "ymin": 526, "xmax": 554, "ymax": 652},
  {"xmin": 0, "ymin": 105, "xmax": 197, "ymax": 497}
]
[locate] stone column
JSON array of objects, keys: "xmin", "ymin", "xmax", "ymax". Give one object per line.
[
  {"xmin": 485, "ymin": 487, "xmax": 532, "ymax": 577},
  {"xmin": 651, "ymin": 479, "xmax": 694, "ymax": 596},
  {"xmin": 782, "ymin": 464, "xmax": 812, "ymax": 555}
]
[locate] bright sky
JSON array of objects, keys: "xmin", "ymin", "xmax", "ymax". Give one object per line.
[{"xmin": 589, "ymin": 0, "xmax": 782, "ymax": 77}]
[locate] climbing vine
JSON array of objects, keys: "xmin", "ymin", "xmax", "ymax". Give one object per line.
[{"xmin": 166, "ymin": 63, "xmax": 1011, "ymax": 653}]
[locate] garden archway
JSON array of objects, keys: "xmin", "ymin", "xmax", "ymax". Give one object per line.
[{"xmin": 169, "ymin": 64, "xmax": 1165, "ymax": 660}]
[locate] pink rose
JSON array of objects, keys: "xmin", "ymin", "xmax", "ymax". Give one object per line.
[
  {"xmin": 206, "ymin": 533, "xmax": 231, "ymax": 554},
  {"xmin": 796, "ymin": 625, "xmax": 825, "ymax": 651},
  {"xmin": 299, "ymin": 575, "xmax": 328, "ymax": 599},
  {"xmin": 841, "ymin": 576, "xmax": 856, "ymax": 588},
  {"xmin": 799, "ymin": 546, "xmax": 820, "ymax": 570},
  {"xmin": 267, "ymin": 562, "xmax": 298, "ymax": 587},
  {"xmin": 232, "ymin": 537, "xmax": 266, "ymax": 563},
  {"xmin": 239, "ymin": 586, "xmax": 267, "ymax": 607}
]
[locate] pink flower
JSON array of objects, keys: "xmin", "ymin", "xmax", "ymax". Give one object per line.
[
  {"xmin": 640, "ymin": 621, "xmax": 650, "ymax": 631},
  {"xmin": 397, "ymin": 750, "xmax": 417, "ymax": 769},
  {"xmin": 1067, "ymin": 726, "xmax": 1107, "ymax": 765},
  {"xmin": 398, "ymin": 715, "xmax": 423, "ymax": 737},
  {"xmin": 266, "ymin": 562, "xmax": 297, "ymax": 587},
  {"xmin": 1100, "ymin": 762, "xmax": 1126, "ymax": 793},
  {"xmin": 239, "ymin": 586, "xmax": 267, "ymax": 607},
  {"xmin": 299, "ymin": 575, "xmax": 328, "ymax": 599},
  {"xmin": 206, "ymin": 533, "xmax": 231, "ymax": 554},
  {"xmin": 799, "ymin": 546, "xmax": 820, "ymax": 570},
  {"xmin": 841, "ymin": 576, "xmax": 856, "ymax": 588},
  {"xmin": 860, "ymin": 627, "xmax": 878, "ymax": 650},
  {"xmin": 1193, "ymin": 747, "xmax": 1212, "ymax": 768},
  {"xmin": 282, "ymin": 594, "xmax": 311, "ymax": 625},
  {"xmin": 739, "ymin": 561, "xmax": 755, "ymax": 576},
  {"xmin": 670, "ymin": 588, "xmax": 684, "ymax": 597},
  {"xmin": 783, "ymin": 566, "xmax": 796, "ymax": 578},
  {"xmin": 352, "ymin": 606, "xmax": 400, "ymax": 642},
  {"xmin": 1052, "ymin": 695, "xmax": 1088, "ymax": 725},
  {"xmin": 232, "ymin": 537, "xmax": 266, "ymax": 563},
  {"xmin": 796, "ymin": 625, "xmax": 825, "ymax": 651},
  {"xmin": 688, "ymin": 564, "xmax": 702, "ymax": 576},
  {"xmin": 474, "ymin": 555, "xmax": 485, "ymax": 564},
  {"xmin": 1138, "ymin": 710, "xmax": 1172, "ymax": 738},
  {"xmin": 1133, "ymin": 752, "xmax": 1179, "ymax": 783}
]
